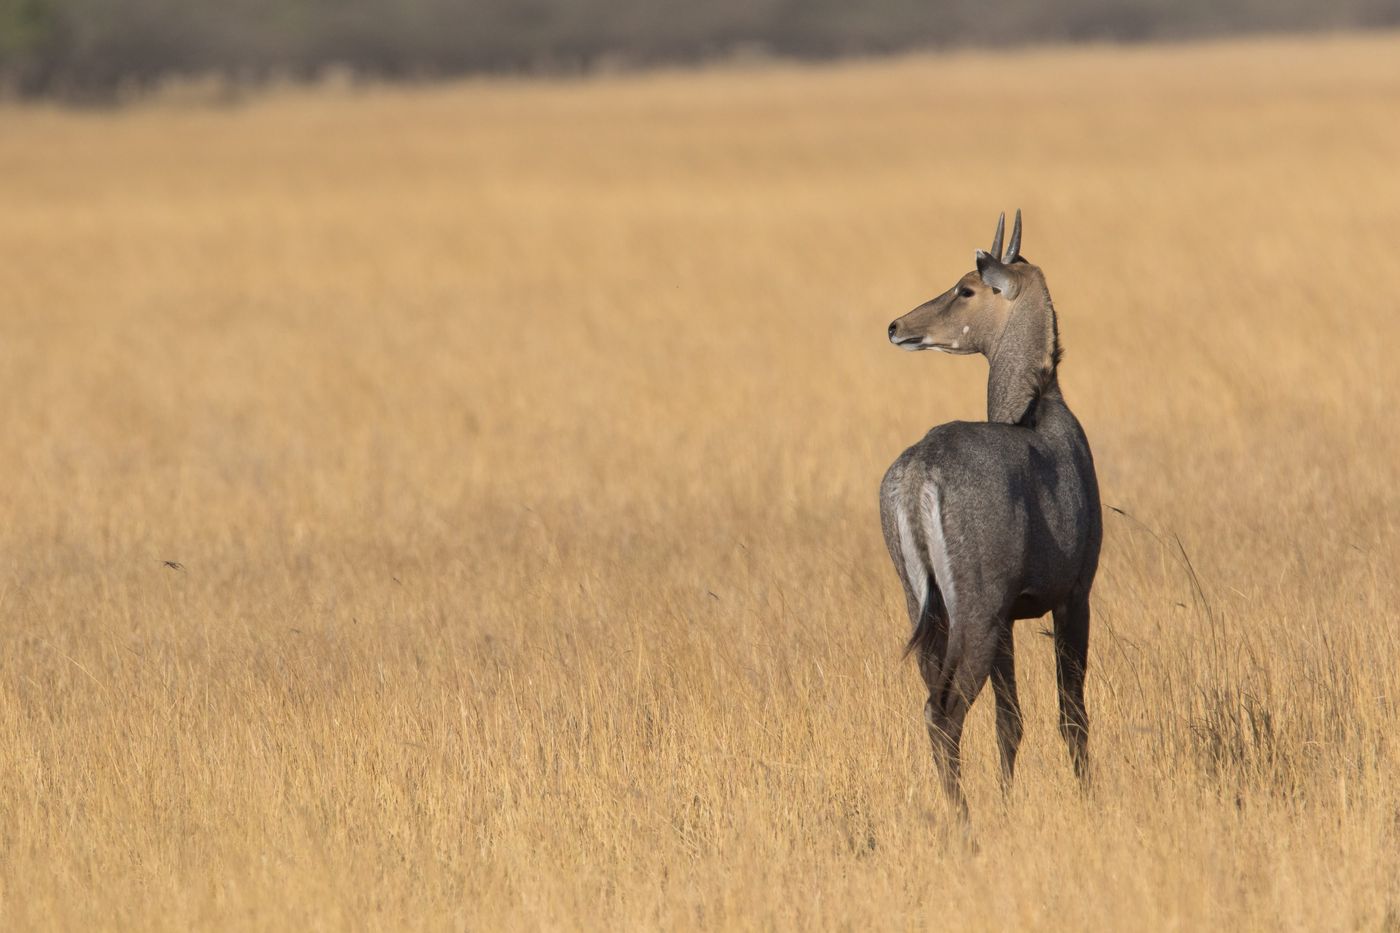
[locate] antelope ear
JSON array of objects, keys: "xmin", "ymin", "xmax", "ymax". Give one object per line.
[{"xmin": 976, "ymin": 250, "xmax": 1018, "ymax": 297}]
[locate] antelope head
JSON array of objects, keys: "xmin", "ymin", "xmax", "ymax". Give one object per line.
[
  {"xmin": 886, "ymin": 210, "xmax": 1062, "ymax": 425},
  {"xmin": 887, "ymin": 210, "xmax": 1042, "ymax": 356}
]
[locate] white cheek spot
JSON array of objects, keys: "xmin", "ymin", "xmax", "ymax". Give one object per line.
[
  {"xmin": 962, "ymin": 325, "xmax": 970, "ymax": 334},
  {"xmin": 951, "ymin": 340, "xmax": 959, "ymax": 349}
]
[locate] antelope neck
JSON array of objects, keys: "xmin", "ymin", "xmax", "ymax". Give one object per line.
[{"xmin": 984, "ymin": 293, "xmax": 1059, "ymax": 426}]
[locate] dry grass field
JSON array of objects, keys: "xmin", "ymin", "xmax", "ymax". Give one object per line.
[{"xmin": 2, "ymin": 32, "xmax": 1400, "ymax": 931}]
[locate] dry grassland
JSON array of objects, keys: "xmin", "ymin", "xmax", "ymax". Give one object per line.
[{"xmin": 2, "ymin": 32, "xmax": 1400, "ymax": 931}]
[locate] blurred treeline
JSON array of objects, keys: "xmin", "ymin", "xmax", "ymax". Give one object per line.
[{"xmin": 3, "ymin": 0, "xmax": 1399, "ymax": 99}]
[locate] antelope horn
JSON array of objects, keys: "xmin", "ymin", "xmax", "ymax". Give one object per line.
[
  {"xmin": 989, "ymin": 212, "xmax": 1005, "ymax": 259},
  {"xmin": 1004, "ymin": 209, "xmax": 1022, "ymax": 262}
]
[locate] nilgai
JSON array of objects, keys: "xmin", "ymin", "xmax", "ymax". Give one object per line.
[{"xmin": 879, "ymin": 211, "xmax": 1101, "ymax": 816}]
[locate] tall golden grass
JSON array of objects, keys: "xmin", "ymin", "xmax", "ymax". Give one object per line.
[{"xmin": 2, "ymin": 32, "xmax": 1399, "ymax": 931}]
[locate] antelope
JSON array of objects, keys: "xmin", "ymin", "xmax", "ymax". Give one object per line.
[{"xmin": 879, "ymin": 211, "xmax": 1102, "ymax": 817}]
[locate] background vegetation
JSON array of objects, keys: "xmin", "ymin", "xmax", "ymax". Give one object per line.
[
  {"xmin": 2, "ymin": 31, "xmax": 1399, "ymax": 931},
  {"xmin": 2, "ymin": 0, "xmax": 1400, "ymax": 98}
]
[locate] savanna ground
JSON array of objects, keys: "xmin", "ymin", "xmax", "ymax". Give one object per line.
[{"xmin": 2, "ymin": 32, "xmax": 1399, "ymax": 931}]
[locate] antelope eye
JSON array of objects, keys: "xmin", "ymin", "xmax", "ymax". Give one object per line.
[{"xmin": 959, "ymin": 288, "xmax": 974, "ymax": 298}]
